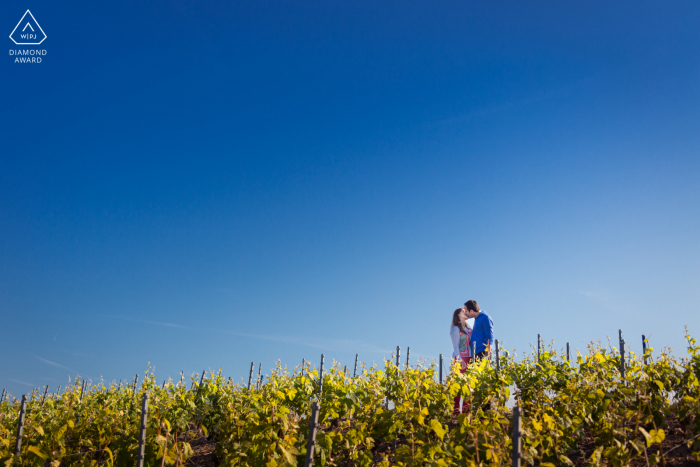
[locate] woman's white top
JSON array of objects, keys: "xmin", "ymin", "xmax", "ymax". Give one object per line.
[{"xmin": 451, "ymin": 325, "xmax": 472, "ymax": 360}]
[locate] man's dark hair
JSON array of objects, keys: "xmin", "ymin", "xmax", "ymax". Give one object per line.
[{"xmin": 464, "ymin": 300, "xmax": 480, "ymax": 314}]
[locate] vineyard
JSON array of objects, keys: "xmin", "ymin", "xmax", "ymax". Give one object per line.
[{"xmin": 2, "ymin": 330, "xmax": 700, "ymax": 467}]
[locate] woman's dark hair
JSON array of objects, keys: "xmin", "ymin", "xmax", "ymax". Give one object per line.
[
  {"xmin": 452, "ymin": 308, "xmax": 467, "ymax": 333},
  {"xmin": 464, "ymin": 300, "xmax": 480, "ymax": 314}
]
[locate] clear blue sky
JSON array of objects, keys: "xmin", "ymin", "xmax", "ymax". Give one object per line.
[{"xmin": 1, "ymin": 0, "xmax": 699, "ymax": 396}]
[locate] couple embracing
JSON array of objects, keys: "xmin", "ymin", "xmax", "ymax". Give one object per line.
[{"xmin": 450, "ymin": 300, "xmax": 494, "ymax": 414}]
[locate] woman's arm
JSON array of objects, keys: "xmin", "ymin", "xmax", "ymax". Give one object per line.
[{"xmin": 450, "ymin": 326, "xmax": 462, "ymax": 360}]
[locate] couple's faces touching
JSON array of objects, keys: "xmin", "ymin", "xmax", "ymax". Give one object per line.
[{"xmin": 461, "ymin": 307, "xmax": 477, "ymax": 320}]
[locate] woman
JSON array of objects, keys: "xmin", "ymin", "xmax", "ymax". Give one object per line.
[{"xmin": 450, "ymin": 307, "xmax": 472, "ymax": 414}]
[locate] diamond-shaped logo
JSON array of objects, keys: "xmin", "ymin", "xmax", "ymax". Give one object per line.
[{"xmin": 10, "ymin": 10, "xmax": 46, "ymax": 45}]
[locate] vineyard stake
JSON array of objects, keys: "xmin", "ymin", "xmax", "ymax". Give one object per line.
[
  {"xmin": 256, "ymin": 364, "xmax": 262, "ymax": 390},
  {"xmin": 318, "ymin": 354, "xmax": 325, "ymax": 395},
  {"xmin": 80, "ymin": 380, "xmax": 86, "ymax": 403},
  {"xmin": 130, "ymin": 374, "xmax": 139, "ymax": 413},
  {"xmin": 1, "ymin": 388, "xmax": 5, "ymax": 403},
  {"xmin": 511, "ymin": 405, "xmax": 522, "ymax": 467},
  {"xmin": 258, "ymin": 375, "xmax": 264, "ymax": 389},
  {"xmin": 353, "ymin": 354, "xmax": 359, "ymax": 378},
  {"xmin": 395, "ymin": 346, "xmax": 400, "ymax": 367},
  {"xmin": 642, "ymin": 334, "xmax": 648, "ymax": 364},
  {"xmin": 495, "ymin": 340, "xmax": 500, "ymax": 372},
  {"xmin": 620, "ymin": 338, "xmax": 626, "ymax": 380},
  {"xmin": 406, "ymin": 347, "xmax": 410, "ymax": 369},
  {"xmin": 41, "ymin": 386, "xmax": 49, "ymax": 407},
  {"xmin": 56, "ymin": 385, "xmax": 61, "ymax": 398},
  {"xmin": 343, "ymin": 365, "xmax": 347, "ymax": 376},
  {"xmin": 162, "ymin": 381, "xmax": 166, "ymax": 389},
  {"xmin": 248, "ymin": 362, "xmax": 255, "ymax": 390},
  {"xmin": 566, "ymin": 342, "xmax": 570, "ymax": 362},
  {"xmin": 302, "ymin": 358, "xmax": 306, "ymax": 376},
  {"xmin": 179, "ymin": 372, "xmax": 184, "ymax": 387},
  {"xmin": 304, "ymin": 402, "xmax": 320, "ymax": 467},
  {"xmin": 14, "ymin": 395, "xmax": 27, "ymax": 456},
  {"xmin": 196, "ymin": 370, "xmax": 206, "ymax": 398},
  {"xmin": 137, "ymin": 393, "xmax": 149, "ymax": 467},
  {"xmin": 117, "ymin": 380, "xmax": 122, "ymax": 391},
  {"xmin": 537, "ymin": 334, "xmax": 541, "ymax": 363},
  {"xmin": 619, "ymin": 329, "xmax": 622, "ymax": 350},
  {"xmin": 439, "ymin": 354, "xmax": 443, "ymax": 383},
  {"xmin": 472, "ymin": 340, "xmax": 476, "ymax": 362}
]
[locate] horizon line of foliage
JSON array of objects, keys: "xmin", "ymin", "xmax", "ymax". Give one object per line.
[{"xmin": 1, "ymin": 328, "xmax": 700, "ymax": 467}]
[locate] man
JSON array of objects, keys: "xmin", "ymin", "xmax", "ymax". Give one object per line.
[{"xmin": 464, "ymin": 300, "xmax": 493, "ymax": 361}]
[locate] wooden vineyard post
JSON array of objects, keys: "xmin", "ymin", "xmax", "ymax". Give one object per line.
[
  {"xmin": 14, "ymin": 395, "xmax": 27, "ymax": 456},
  {"xmin": 304, "ymin": 402, "xmax": 320, "ymax": 467},
  {"xmin": 495, "ymin": 340, "xmax": 500, "ymax": 372},
  {"xmin": 511, "ymin": 405, "xmax": 522, "ymax": 467},
  {"xmin": 117, "ymin": 380, "xmax": 122, "ymax": 391},
  {"xmin": 137, "ymin": 393, "xmax": 149, "ymax": 467},
  {"xmin": 642, "ymin": 334, "xmax": 648, "ymax": 365},
  {"xmin": 472, "ymin": 340, "xmax": 476, "ymax": 362},
  {"xmin": 301, "ymin": 358, "xmax": 306, "ymax": 376},
  {"xmin": 439, "ymin": 354, "xmax": 443, "ymax": 383},
  {"xmin": 196, "ymin": 370, "xmax": 206, "ymax": 398},
  {"xmin": 537, "ymin": 334, "xmax": 541, "ymax": 364},
  {"xmin": 1, "ymin": 388, "xmax": 6, "ymax": 403},
  {"xmin": 41, "ymin": 386, "xmax": 49, "ymax": 407},
  {"xmin": 258, "ymin": 375, "xmax": 264, "ymax": 389},
  {"xmin": 620, "ymin": 337, "xmax": 626, "ymax": 380},
  {"xmin": 80, "ymin": 380, "xmax": 86, "ymax": 403},
  {"xmin": 566, "ymin": 343, "xmax": 570, "ymax": 362},
  {"xmin": 130, "ymin": 374, "xmax": 139, "ymax": 413},
  {"xmin": 180, "ymin": 372, "xmax": 184, "ymax": 387},
  {"xmin": 256, "ymin": 364, "xmax": 262, "ymax": 389},
  {"xmin": 395, "ymin": 346, "xmax": 400, "ymax": 367},
  {"xmin": 55, "ymin": 385, "xmax": 61, "ymax": 398},
  {"xmin": 353, "ymin": 354, "xmax": 359, "ymax": 378},
  {"xmin": 406, "ymin": 347, "xmax": 410, "ymax": 369},
  {"xmin": 248, "ymin": 362, "xmax": 255, "ymax": 390},
  {"xmin": 318, "ymin": 354, "xmax": 325, "ymax": 395}
]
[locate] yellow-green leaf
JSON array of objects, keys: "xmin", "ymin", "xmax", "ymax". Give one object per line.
[
  {"xmin": 429, "ymin": 420, "xmax": 446, "ymax": 440},
  {"xmin": 27, "ymin": 446, "xmax": 48, "ymax": 459}
]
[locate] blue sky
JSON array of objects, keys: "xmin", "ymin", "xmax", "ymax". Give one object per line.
[{"xmin": 1, "ymin": 0, "xmax": 699, "ymax": 396}]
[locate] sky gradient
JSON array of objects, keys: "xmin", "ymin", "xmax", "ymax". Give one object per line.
[{"xmin": 1, "ymin": 0, "xmax": 699, "ymax": 396}]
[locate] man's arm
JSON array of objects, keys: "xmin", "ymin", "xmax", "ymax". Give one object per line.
[{"xmin": 485, "ymin": 315, "xmax": 494, "ymax": 359}]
